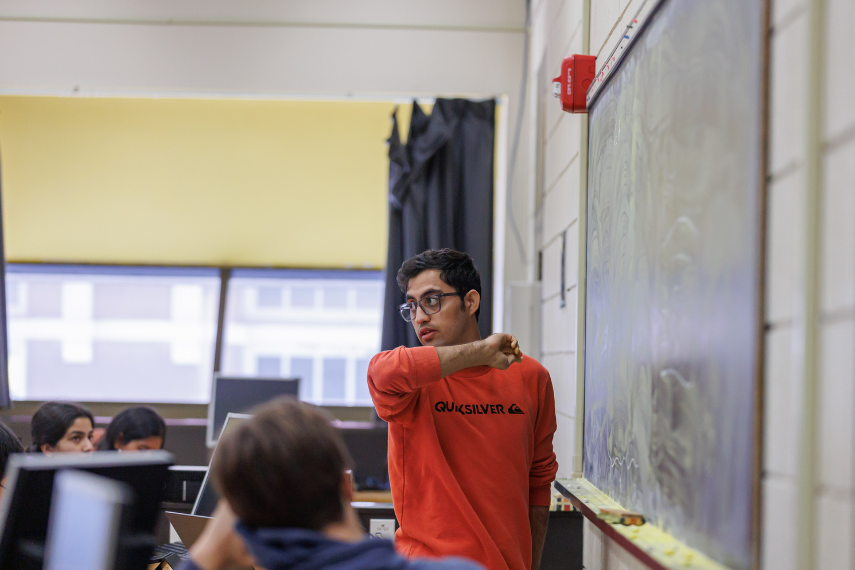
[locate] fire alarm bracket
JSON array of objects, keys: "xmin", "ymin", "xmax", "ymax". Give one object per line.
[{"xmin": 551, "ymin": 55, "xmax": 597, "ymax": 114}]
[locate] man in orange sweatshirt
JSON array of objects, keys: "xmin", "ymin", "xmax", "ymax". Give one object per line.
[{"xmin": 368, "ymin": 249, "xmax": 558, "ymax": 570}]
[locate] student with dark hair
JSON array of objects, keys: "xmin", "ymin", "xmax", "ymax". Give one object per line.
[
  {"xmin": 369, "ymin": 248, "xmax": 558, "ymax": 570},
  {"xmin": 0, "ymin": 421, "xmax": 24, "ymax": 500},
  {"xmin": 180, "ymin": 397, "xmax": 482, "ymax": 570},
  {"xmin": 99, "ymin": 406, "xmax": 166, "ymax": 451},
  {"xmin": 28, "ymin": 402, "xmax": 95, "ymax": 454}
]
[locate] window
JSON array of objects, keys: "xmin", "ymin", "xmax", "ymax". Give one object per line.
[
  {"xmin": 4, "ymin": 265, "xmax": 384, "ymax": 405},
  {"xmin": 220, "ymin": 269, "xmax": 383, "ymax": 406},
  {"xmin": 5, "ymin": 265, "xmax": 220, "ymax": 403}
]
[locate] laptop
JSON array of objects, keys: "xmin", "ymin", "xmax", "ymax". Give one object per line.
[
  {"xmin": 156, "ymin": 413, "xmax": 252, "ymax": 563},
  {"xmin": 164, "ymin": 511, "xmax": 210, "ymax": 550}
]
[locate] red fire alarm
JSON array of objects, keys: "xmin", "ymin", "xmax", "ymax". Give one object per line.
[{"xmin": 552, "ymin": 55, "xmax": 596, "ymax": 114}]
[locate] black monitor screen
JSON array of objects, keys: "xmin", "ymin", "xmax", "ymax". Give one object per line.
[
  {"xmin": 208, "ymin": 376, "xmax": 299, "ymax": 445},
  {"xmin": 337, "ymin": 422, "xmax": 389, "ymax": 491},
  {"xmin": 0, "ymin": 451, "xmax": 173, "ymax": 570}
]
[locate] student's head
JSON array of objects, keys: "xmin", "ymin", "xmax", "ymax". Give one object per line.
[
  {"xmin": 29, "ymin": 402, "xmax": 95, "ymax": 454},
  {"xmin": 0, "ymin": 421, "xmax": 24, "ymax": 495},
  {"xmin": 397, "ymin": 248, "xmax": 482, "ymax": 347},
  {"xmin": 99, "ymin": 407, "xmax": 166, "ymax": 451},
  {"xmin": 212, "ymin": 397, "xmax": 353, "ymax": 531}
]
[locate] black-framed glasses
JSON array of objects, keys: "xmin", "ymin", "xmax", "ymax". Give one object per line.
[{"xmin": 398, "ymin": 292, "xmax": 462, "ymax": 322}]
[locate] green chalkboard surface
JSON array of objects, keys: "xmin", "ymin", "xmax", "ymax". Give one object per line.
[{"xmin": 583, "ymin": 0, "xmax": 765, "ymax": 569}]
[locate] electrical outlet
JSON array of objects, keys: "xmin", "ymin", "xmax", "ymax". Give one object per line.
[{"xmin": 369, "ymin": 519, "xmax": 396, "ymax": 541}]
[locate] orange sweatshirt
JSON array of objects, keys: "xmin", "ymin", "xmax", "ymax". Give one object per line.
[{"xmin": 368, "ymin": 346, "xmax": 558, "ymax": 570}]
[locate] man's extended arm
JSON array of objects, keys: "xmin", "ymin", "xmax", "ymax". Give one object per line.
[
  {"xmin": 529, "ymin": 505, "xmax": 549, "ymax": 570},
  {"xmin": 436, "ymin": 333, "xmax": 522, "ymax": 378},
  {"xmin": 368, "ymin": 334, "xmax": 523, "ymax": 423}
]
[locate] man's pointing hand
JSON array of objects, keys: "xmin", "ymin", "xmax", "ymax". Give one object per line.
[{"xmin": 481, "ymin": 333, "xmax": 524, "ymax": 370}]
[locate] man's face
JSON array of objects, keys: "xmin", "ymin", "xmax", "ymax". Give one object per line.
[{"xmin": 405, "ymin": 269, "xmax": 475, "ymax": 347}]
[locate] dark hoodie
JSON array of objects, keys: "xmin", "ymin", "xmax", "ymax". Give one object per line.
[{"xmin": 178, "ymin": 525, "xmax": 484, "ymax": 570}]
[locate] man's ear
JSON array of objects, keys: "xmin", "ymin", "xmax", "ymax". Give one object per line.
[{"xmin": 464, "ymin": 290, "xmax": 481, "ymax": 318}]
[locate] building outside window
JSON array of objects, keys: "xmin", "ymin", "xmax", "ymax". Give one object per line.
[
  {"xmin": 220, "ymin": 269, "xmax": 383, "ymax": 406},
  {"xmin": 4, "ymin": 265, "xmax": 384, "ymax": 405},
  {"xmin": 5, "ymin": 265, "xmax": 220, "ymax": 403}
]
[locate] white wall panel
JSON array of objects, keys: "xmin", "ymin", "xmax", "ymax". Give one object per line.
[
  {"xmin": 772, "ymin": 0, "xmax": 806, "ymax": 27},
  {"xmin": 564, "ymin": 226, "xmax": 579, "ymax": 291},
  {"xmin": 824, "ymin": 0, "xmax": 855, "ymax": 140},
  {"xmin": 543, "ymin": 352, "xmax": 576, "ymax": 418},
  {"xmin": 0, "ymin": 21, "xmax": 523, "ymax": 98},
  {"xmin": 764, "ymin": 326, "xmax": 799, "ymax": 478},
  {"xmin": 761, "ymin": 478, "xmax": 799, "ymax": 570},
  {"xmin": 543, "ymin": 159, "xmax": 581, "ymax": 242},
  {"xmin": 545, "ymin": 115, "xmax": 582, "ymax": 190},
  {"xmin": 541, "ymin": 237, "xmax": 564, "ymax": 300},
  {"xmin": 553, "ymin": 410, "xmax": 576, "ymax": 477},
  {"xmin": 546, "ymin": 0, "xmax": 584, "ymax": 78},
  {"xmin": 0, "ymin": 0, "xmax": 526, "ymax": 31},
  {"xmin": 766, "ymin": 173, "xmax": 799, "ymax": 325},
  {"xmin": 814, "ymin": 492, "xmax": 854, "ymax": 570},
  {"xmin": 817, "ymin": 318, "xmax": 855, "ymax": 491},
  {"xmin": 821, "ymin": 140, "xmax": 855, "ymax": 315},
  {"xmin": 769, "ymin": 14, "xmax": 808, "ymax": 177},
  {"xmin": 541, "ymin": 293, "xmax": 576, "ymax": 354},
  {"xmin": 590, "ymin": 0, "xmax": 620, "ymax": 57}
]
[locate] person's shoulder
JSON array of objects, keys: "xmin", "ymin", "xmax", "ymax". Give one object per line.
[
  {"xmin": 406, "ymin": 556, "xmax": 485, "ymax": 570},
  {"xmin": 369, "ymin": 346, "xmax": 409, "ymax": 368},
  {"xmin": 513, "ymin": 354, "xmax": 550, "ymax": 378}
]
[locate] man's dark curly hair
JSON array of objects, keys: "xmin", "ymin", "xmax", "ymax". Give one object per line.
[{"xmin": 397, "ymin": 249, "xmax": 482, "ymax": 320}]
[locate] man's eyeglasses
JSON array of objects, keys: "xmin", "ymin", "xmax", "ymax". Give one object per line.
[{"xmin": 398, "ymin": 293, "xmax": 462, "ymax": 322}]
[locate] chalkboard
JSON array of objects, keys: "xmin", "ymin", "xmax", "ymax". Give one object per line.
[{"xmin": 583, "ymin": 0, "xmax": 765, "ymax": 569}]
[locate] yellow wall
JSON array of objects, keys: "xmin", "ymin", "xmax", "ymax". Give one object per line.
[{"xmin": 0, "ymin": 96, "xmax": 413, "ymax": 268}]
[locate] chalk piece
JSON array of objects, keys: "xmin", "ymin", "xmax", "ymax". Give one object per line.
[
  {"xmin": 598, "ymin": 508, "xmax": 646, "ymax": 526},
  {"xmin": 664, "ymin": 547, "xmax": 675, "ymax": 556}
]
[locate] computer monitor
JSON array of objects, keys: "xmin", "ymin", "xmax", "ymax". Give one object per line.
[
  {"xmin": 0, "ymin": 451, "xmax": 173, "ymax": 570},
  {"xmin": 335, "ymin": 422, "xmax": 389, "ymax": 491},
  {"xmin": 206, "ymin": 376, "xmax": 299, "ymax": 446},
  {"xmin": 193, "ymin": 413, "xmax": 252, "ymax": 517},
  {"xmin": 44, "ymin": 470, "xmax": 132, "ymax": 570}
]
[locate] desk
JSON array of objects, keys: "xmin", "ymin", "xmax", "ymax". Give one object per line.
[{"xmin": 352, "ymin": 490, "xmax": 393, "ymax": 503}]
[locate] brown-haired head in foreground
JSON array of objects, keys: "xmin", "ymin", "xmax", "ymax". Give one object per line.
[{"xmin": 212, "ymin": 397, "xmax": 353, "ymax": 531}]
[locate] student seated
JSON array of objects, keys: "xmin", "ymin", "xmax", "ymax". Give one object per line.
[
  {"xmin": 0, "ymin": 420, "xmax": 24, "ymax": 500},
  {"xmin": 28, "ymin": 402, "xmax": 95, "ymax": 453},
  {"xmin": 98, "ymin": 406, "xmax": 166, "ymax": 451},
  {"xmin": 180, "ymin": 397, "xmax": 483, "ymax": 570}
]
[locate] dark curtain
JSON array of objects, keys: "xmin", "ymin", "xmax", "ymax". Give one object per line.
[{"xmin": 380, "ymin": 99, "xmax": 495, "ymax": 350}]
